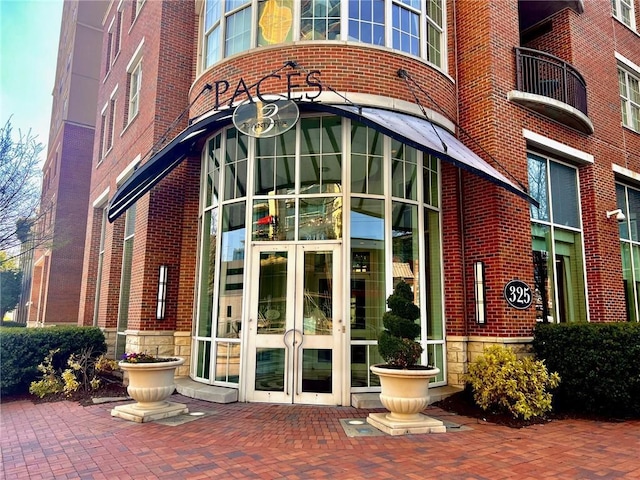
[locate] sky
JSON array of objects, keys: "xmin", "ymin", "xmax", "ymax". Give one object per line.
[{"xmin": 1, "ymin": 0, "xmax": 63, "ymax": 157}]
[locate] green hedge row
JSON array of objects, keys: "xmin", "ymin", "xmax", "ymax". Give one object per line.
[
  {"xmin": 1, "ymin": 321, "xmax": 26, "ymax": 328},
  {"xmin": 0, "ymin": 326, "xmax": 106, "ymax": 396},
  {"xmin": 532, "ymin": 322, "xmax": 640, "ymax": 417}
]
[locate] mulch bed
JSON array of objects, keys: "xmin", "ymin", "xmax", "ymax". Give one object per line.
[
  {"xmin": 2, "ymin": 374, "xmax": 129, "ymax": 407},
  {"xmin": 431, "ymin": 389, "xmax": 550, "ymax": 428}
]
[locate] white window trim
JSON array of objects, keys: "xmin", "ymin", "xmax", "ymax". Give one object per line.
[
  {"xmin": 92, "ymin": 187, "xmax": 111, "ymax": 208},
  {"xmin": 116, "ymin": 154, "xmax": 142, "ymax": 186},
  {"xmin": 613, "ymin": 164, "xmax": 640, "ymax": 187},
  {"xmin": 124, "ymin": 39, "xmax": 144, "ymax": 127},
  {"xmin": 199, "ymin": 0, "xmax": 447, "ymax": 73},
  {"xmin": 127, "ymin": 60, "xmax": 142, "ymax": 123},
  {"xmin": 522, "ymin": 129, "xmax": 594, "ymax": 165},
  {"xmin": 134, "ymin": 0, "xmax": 146, "ymax": 19},
  {"xmin": 616, "ymin": 52, "xmax": 640, "ymax": 75},
  {"xmin": 612, "ymin": 0, "xmax": 637, "ymax": 31},
  {"xmin": 616, "ymin": 53, "xmax": 640, "ymax": 133},
  {"xmin": 126, "ymin": 38, "xmax": 145, "ymax": 72}
]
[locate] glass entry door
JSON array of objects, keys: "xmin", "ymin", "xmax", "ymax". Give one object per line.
[{"xmin": 245, "ymin": 244, "xmax": 342, "ymax": 404}]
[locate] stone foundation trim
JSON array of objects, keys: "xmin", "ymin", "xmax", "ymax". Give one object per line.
[
  {"xmin": 111, "ymin": 401, "xmax": 188, "ymax": 423},
  {"xmin": 367, "ymin": 412, "xmax": 446, "ymax": 435}
]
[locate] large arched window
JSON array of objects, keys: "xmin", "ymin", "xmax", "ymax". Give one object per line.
[
  {"xmin": 193, "ymin": 114, "xmax": 445, "ymax": 391},
  {"xmin": 200, "ymin": 0, "xmax": 446, "ymax": 70}
]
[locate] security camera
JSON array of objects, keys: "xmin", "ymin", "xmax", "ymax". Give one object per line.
[{"xmin": 606, "ymin": 209, "xmax": 626, "ymax": 221}]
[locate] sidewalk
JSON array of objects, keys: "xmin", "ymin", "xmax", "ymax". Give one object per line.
[{"xmin": 2, "ymin": 394, "xmax": 639, "ymax": 479}]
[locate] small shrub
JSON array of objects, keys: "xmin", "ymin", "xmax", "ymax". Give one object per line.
[
  {"xmin": 29, "ymin": 349, "xmax": 64, "ymax": 398},
  {"xmin": 0, "ymin": 326, "xmax": 106, "ymax": 395},
  {"xmin": 464, "ymin": 345, "xmax": 560, "ymax": 420},
  {"xmin": 29, "ymin": 349, "xmax": 120, "ymax": 399}
]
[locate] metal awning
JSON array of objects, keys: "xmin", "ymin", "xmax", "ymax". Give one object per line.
[
  {"xmin": 304, "ymin": 104, "xmax": 536, "ymax": 206},
  {"xmin": 108, "ymin": 103, "xmax": 535, "ymax": 222},
  {"xmin": 107, "ymin": 109, "xmax": 233, "ymax": 222}
]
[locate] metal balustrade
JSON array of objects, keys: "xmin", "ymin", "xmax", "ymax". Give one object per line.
[{"xmin": 515, "ymin": 47, "xmax": 588, "ymax": 116}]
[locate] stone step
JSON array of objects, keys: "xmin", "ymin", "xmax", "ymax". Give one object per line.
[
  {"xmin": 174, "ymin": 377, "xmax": 238, "ymax": 404},
  {"xmin": 174, "ymin": 377, "xmax": 462, "ymax": 408}
]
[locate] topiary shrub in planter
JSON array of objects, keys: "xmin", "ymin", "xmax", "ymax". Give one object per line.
[
  {"xmin": 367, "ymin": 281, "xmax": 445, "ymax": 435},
  {"xmin": 464, "ymin": 344, "xmax": 560, "ymax": 421},
  {"xmin": 377, "ymin": 281, "xmax": 424, "ymax": 368}
]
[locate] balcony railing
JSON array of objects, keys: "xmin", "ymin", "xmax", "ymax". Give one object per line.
[{"xmin": 515, "ymin": 47, "xmax": 588, "ymax": 117}]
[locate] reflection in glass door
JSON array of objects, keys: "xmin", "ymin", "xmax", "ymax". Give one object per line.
[{"xmin": 245, "ymin": 244, "xmax": 342, "ymax": 404}]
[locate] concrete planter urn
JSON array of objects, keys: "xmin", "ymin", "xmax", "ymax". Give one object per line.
[
  {"xmin": 368, "ymin": 365, "xmax": 445, "ymax": 435},
  {"xmin": 366, "ymin": 281, "xmax": 446, "ymax": 435},
  {"xmin": 111, "ymin": 357, "xmax": 188, "ymax": 423}
]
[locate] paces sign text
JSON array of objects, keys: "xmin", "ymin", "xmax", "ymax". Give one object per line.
[{"xmin": 212, "ymin": 71, "xmax": 323, "ymax": 110}]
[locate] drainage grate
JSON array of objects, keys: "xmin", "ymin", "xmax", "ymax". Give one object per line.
[
  {"xmin": 339, "ymin": 418, "xmax": 386, "ymax": 437},
  {"xmin": 340, "ymin": 417, "xmax": 471, "ymax": 436}
]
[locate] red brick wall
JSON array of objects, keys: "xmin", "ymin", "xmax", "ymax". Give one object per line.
[
  {"xmin": 39, "ymin": 123, "xmax": 93, "ymax": 324},
  {"xmin": 189, "ymin": 44, "xmax": 458, "ymax": 123},
  {"xmin": 85, "ymin": 0, "xmax": 197, "ymax": 333},
  {"xmin": 79, "ymin": 0, "xmax": 639, "ymax": 340},
  {"xmin": 452, "ymin": 0, "xmax": 536, "ymax": 336}
]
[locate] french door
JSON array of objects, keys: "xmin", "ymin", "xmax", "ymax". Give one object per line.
[{"xmin": 245, "ymin": 243, "xmax": 343, "ymax": 404}]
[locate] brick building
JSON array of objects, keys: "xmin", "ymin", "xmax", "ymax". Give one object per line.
[
  {"xmin": 74, "ymin": 0, "xmax": 639, "ymax": 406},
  {"xmin": 25, "ymin": 0, "xmax": 105, "ymax": 326}
]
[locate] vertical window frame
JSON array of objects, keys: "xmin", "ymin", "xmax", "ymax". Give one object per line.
[
  {"xmin": 618, "ymin": 64, "xmax": 640, "ymax": 133},
  {"xmin": 116, "ymin": 203, "xmax": 137, "ymax": 358},
  {"xmin": 125, "ymin": 39, "xmax": 144, "ymax": 128},
  {"xmin": 199, "ymin": 0, "xmax": 446, "ymax": 71},
  {"xmin": 528, "ymin": 151, "xmax": 588, "ymax": 323},
  {"xmin": 612, "ymin": 0, "xmax": 636, "ymax": 30}
]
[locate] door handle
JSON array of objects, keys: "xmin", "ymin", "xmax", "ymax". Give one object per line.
[{"xmin": 283, "ymin": 329, "xmax": 303, "ymax": 396}]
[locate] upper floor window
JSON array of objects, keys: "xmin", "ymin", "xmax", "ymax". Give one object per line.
[
  {"xmin": 619, "ymin": 66, "xmax": 640, "ymax": 132},
  {"xmin": 301, "ymin": 0, "xmax": 340, "ymax": 40},
  {"xmin": 125, "ymin": 39, "xmax": 144, "ymax": 127},
  {"xmin": 133, "ymin": 0, "xmax": 145, "ymax": 23},
  {"xmin": 127, "ymin": 60, "xmax": 142, "ymax": 122},
  {"xmin": 612, "ymin": 0, "xmax": 636, "ymax": 30},
  {"xmin": 201, "ymin": 0, "xmax": 445, "ymax": 70},
  {"xmin": 105, "ymin": 9, "xmax": 123, "ymax": 77},
  {"xmin": 528, "ymin": 152, "xmax": 586, "ymax": 323},
  {"xmin": 99, "ymin": 95, "xmax": 117, "ymax": 161},
  {"xmin": 114, "ymin": 10, "xmax": 123, "ymax": 58}
]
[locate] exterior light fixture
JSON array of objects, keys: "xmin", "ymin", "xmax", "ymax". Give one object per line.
[
  {"xmin": 474, "ymin": 261, "xmax": 486, "ymax": 324},
  {"xmin": 606, "ymin": 209, "xmax": 625, "ymax": 221},
  {"xmin": 156, "ymin": 265, "xmax": 168, "ymax": 320}
]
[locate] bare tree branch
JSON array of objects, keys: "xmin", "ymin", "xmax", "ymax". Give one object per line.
[{"xmin": 0, "ymin": 118, "xmax": 48, "ymax": 259}]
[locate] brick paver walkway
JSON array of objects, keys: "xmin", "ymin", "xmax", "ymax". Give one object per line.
[{"xmin": 1, "ymin": 394, "xmax": 639, "ymax": 479}]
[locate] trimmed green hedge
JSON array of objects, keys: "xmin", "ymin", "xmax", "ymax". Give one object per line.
[
  {"xmin": 1, "ymin": 321, "xmax": 26, "ymax": 328},
  {"xmin": 532, "ymin": 322, "xmax": 640, "ymax": 417},
  {"xmin": 0, "ymin": 326, "xmax": 106, "ymax": 396}
]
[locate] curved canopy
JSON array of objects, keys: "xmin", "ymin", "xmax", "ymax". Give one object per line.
[{"xmin": 107, "ymin": 103, "xmax": 535, "ymax": 222}]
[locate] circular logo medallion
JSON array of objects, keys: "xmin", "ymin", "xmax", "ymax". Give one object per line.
[{"xmin": 233, "ymin": 99, "xmax": 299, "ymax": 138}]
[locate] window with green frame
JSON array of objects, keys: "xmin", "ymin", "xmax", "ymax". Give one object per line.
[
  {"xmin": 616, "ymin": 183, "xmax": 640, "ymax": 322},
  {"xmin": 116, "ymin": 203, "xmax": 137, "ymax": 358},
  {"xmin": 528, "ymin": 152, "xmax": 587, "ymax": 323}
]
